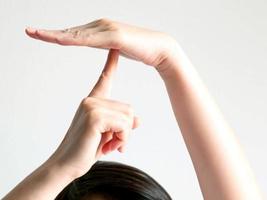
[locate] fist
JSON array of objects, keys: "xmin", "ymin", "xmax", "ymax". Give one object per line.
[{"xmin": 47, "ymin": 50, "xmax": 140, "ymax": 179}]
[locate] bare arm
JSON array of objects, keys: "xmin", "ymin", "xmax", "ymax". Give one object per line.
[
  {"xmin": 25, "ymin": 19, "xmax": 263, "ymax": 199},
  {"xmin": 158, "ymin": 47, "xmax": 263, "ymax": 200},
  {"xmin": 3, "ymin": 162, "xmax": 75, "ymax": 200},
  {"xmin": 3, "ymin": 50, "xmax": 139, "ymax": 199}
]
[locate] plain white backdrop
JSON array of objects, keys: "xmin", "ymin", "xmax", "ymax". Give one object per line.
[{"xmin": 0, "ymin": 0, "xmax": 266, "ymax": 198}]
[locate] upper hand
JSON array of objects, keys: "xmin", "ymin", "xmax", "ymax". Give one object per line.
[{"xmin": 25, "ymin": 18, "xmax": 180, "ymax": 71}]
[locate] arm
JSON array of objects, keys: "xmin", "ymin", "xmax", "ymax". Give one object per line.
[
  {"xmin": 3, "ymin": 50, "xmax": 139, "ymax": 200},
  {"xmin": 25, "ymin": 19, "xmax": 263, "ymax": 199},
  {"xmin": 2, "ymin": 162, "xmax": 76, "ymax": 200},
  {"xmin": 157, "ymin": 47, "xmax": 263, "ymax": 200}
]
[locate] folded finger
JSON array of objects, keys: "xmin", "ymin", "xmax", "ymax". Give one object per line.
[
  {"xmin": 132, "ymin": 116, "xmax": 141, "ymax": 129},
  {"xmin": 118, "ymin": 144, "xmax": 127, "ymax": 153},
  {"xmin": 102, "ymin": 134, "xmax": 123, "ymax": 154}
]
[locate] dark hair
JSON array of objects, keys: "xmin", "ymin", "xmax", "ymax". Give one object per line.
[{"xmin": 55, "ymin": 160, "xmax": 172, "ymax": 200}]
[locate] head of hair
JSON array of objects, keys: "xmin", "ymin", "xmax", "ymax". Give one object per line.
[{"xmin": 55, "ymin": 160, "xmax": 172, "ymax": 200}]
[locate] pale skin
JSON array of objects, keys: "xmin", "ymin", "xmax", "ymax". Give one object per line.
[{"xmin": 3, "ymin": 18, "xmax": 263, "ymax": 200}]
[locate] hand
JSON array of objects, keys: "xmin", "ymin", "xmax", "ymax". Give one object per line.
[
  {"xmin": 25, "ymin": 18, "xmax": 180, "ymax": 72},
  {"xmin": 47, "ymin": 49, "xmax": 140, "ymax": 179}
]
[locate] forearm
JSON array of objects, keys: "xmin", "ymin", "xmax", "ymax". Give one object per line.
[
  {"xmin": 158, "ymin": 46, "xmax": 262, "ymax": 200},
  {"xmin": 3, "ymin": 160, "xmax": 76, "ymax": 200}
]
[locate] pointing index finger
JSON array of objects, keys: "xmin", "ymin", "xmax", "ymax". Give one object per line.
[{"xmin": 88, "ymin": 49, "xmax": 119, "ymax": 98}]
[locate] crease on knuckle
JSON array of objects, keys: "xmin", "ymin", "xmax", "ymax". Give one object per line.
[{"xmin": 72, "ymin": 30, "xmax": 81, "ymax": 38}]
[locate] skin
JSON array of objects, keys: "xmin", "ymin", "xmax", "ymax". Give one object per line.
[{"xmin": 3, "ymin": 18, "xmax": 263, "ymax": 200}]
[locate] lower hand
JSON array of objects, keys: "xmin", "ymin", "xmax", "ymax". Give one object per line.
[{"xmin": 47, "ymin": 49, "xmax": 140, "ymax": 179}]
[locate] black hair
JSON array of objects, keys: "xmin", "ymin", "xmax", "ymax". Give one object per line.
[{"xmin": 55, "ymin": 160, "xmax": 172, "ymax": 200}]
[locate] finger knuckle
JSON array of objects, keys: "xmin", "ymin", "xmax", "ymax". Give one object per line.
[
  {"xmin": 100, "ymin": 71, "xmax": 109, "ymax": 80},
  {"xmin": 72, "ymin": 30, "xmax": 81, "ymax": 38},
  {"xmin": 97, "ymin": 18, "xmax": 111, "ymax": 26},
  {"xmin": 81, "ymin": 97, "xmax": 96, "ymax": 111},
  {"xmin": 125, "ymin": 104, "xmax": 134, "ymax": 117},
  {"xmin": 95, "ymin": 18, "xmax": 124, "ymax": 48},
  {"xmin": 87, "ymin": 107, "xmax": 104, "ymax": 124},
  {"xmin": 81, "ymin": 97, "xmax": 91, "ymax": 106},
  {"xmin": 105, "ymin": 21, "xmax": 118, "ymax": 31},
  {"xmin": 62, "ymin": 28, "xmax": 71, "ymax": 33},
  {"xmin": 121, "ymin": 115, "xmax": 133, "ymax": 131}
]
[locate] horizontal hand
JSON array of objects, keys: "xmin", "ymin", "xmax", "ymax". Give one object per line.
[{"xmin": 25, "ymin": 18, "xmax": 180, "ymax": 71}]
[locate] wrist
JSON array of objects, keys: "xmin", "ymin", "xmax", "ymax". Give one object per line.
[
  {"xmin": 156, "ymin": 39, "xmax": 194, "ymax": 81},
  {"xmin": 44, "ymin": 154, "xmax": 92, "ymax": 181},
  {"xmin": 41, "ymin": 160, "xmax": 78, "ymax": 183},
  {"xmin": 3, "ymin": 159, "xmax": 77, "ymax": 200}
]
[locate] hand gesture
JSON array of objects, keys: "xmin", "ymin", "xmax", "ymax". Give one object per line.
[
  {"xmin": 26, "ymin": 18, "xmax": 179, "ymax": 71},
  {"xmin": 48, "ymin": 49, "xmax": 140, "ymax": 178}
]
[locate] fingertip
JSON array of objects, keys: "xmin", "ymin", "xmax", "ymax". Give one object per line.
[
  {"xmin": 102, "ymin": 143, "xmax": 111, "ymax": 155},
  {"xmin": 110, "ymin": 139, "xmax": 122, "ymax": 151},
  {"xmin": 102, "ymin": 137, "xmax": 122, "ymax": 155},
  {"xmin": 112, "ymin": 49, "xmax": 120, "ymax": 64},
  {"xmin": 25, "ymin": 27, "xmax": 40, "ymax": 40},
  {"xmin": 35, "ymin": 29, "xmax": 46, "ymax": 36},
  {"xmin": 25, "ymin": 27, "xmax": 37, "ymax": 34},
  {"xmin": 110, "ymin": 48, "xmax": 120, "ymax": 58},
  {"xmin": 105, "ymin": 49, "xmax": 120, "ymax": 71},
  {"xmin": 103, "ymin": 148, "xmax": 110, "ymax": 155}
]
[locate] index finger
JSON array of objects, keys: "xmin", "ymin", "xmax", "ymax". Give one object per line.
[{"xmin": 88, "ymin": 49, "xmax": 119, "ymax": 98}]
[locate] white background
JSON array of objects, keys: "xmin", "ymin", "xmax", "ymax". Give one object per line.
[{"xmin": 0, "ymin": 0, "xmax": 266, "ymax": 198}]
